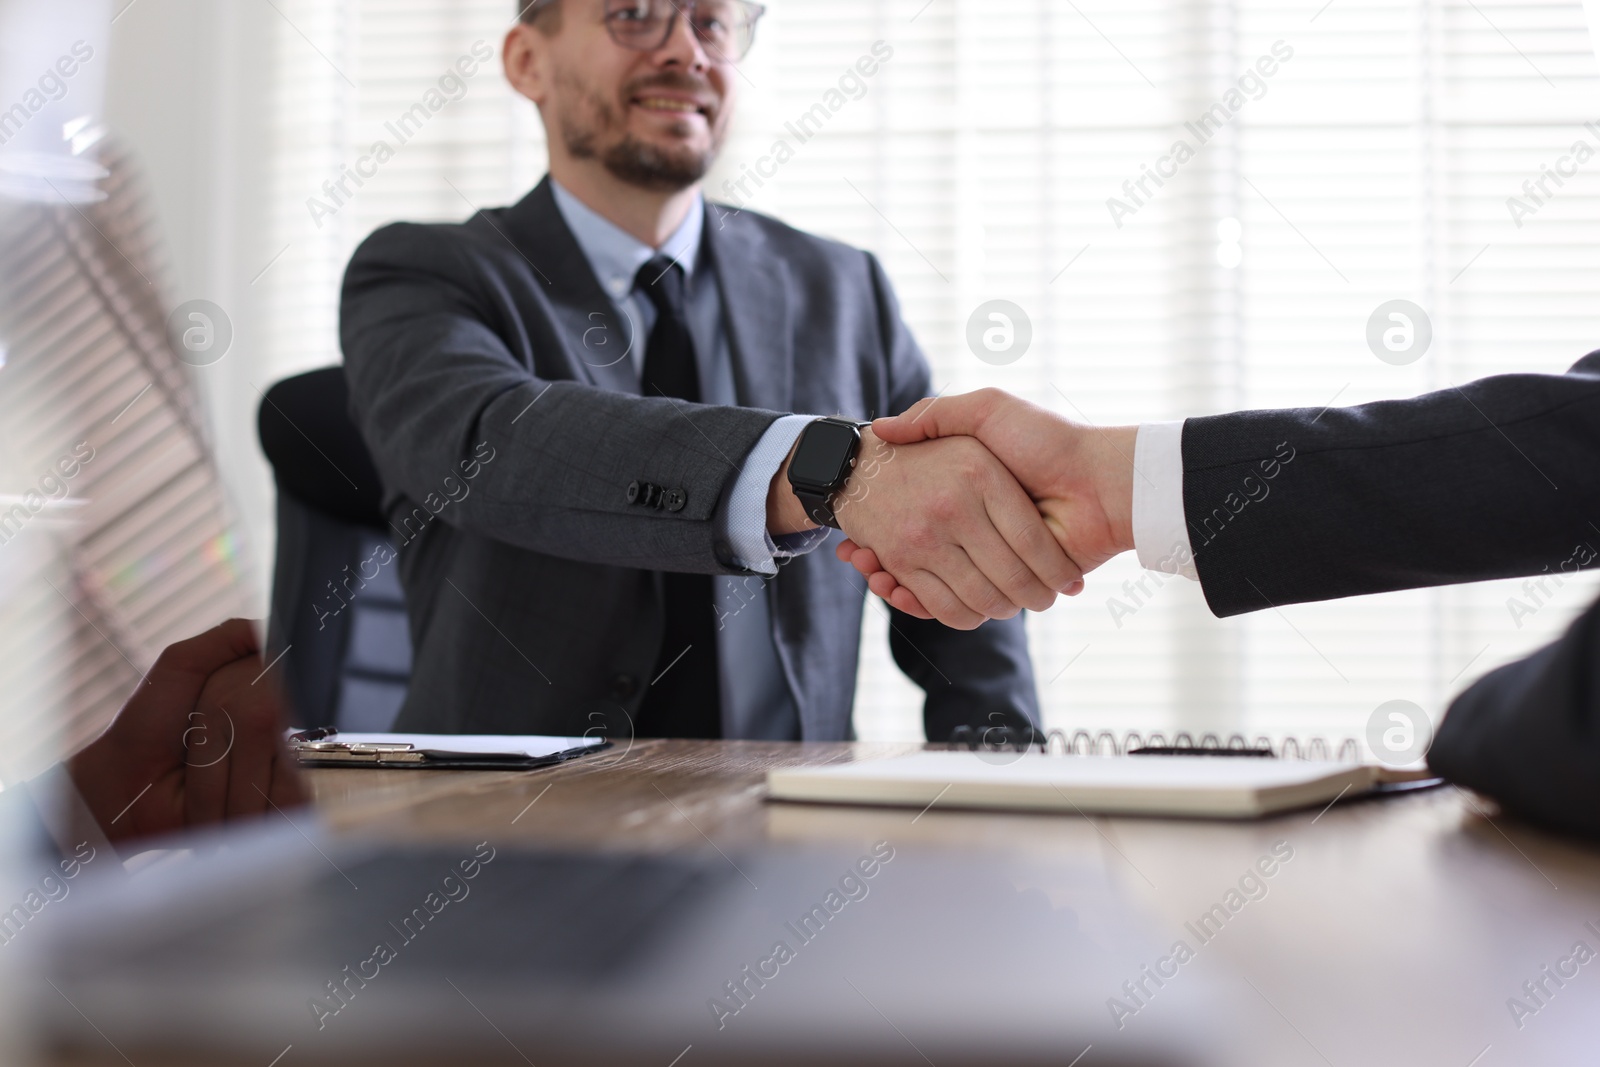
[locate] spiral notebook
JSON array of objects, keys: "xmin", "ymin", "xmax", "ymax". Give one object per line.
[{"xmin": 767, "ymin": 730, "xmax": 1440, "ymax": 820}]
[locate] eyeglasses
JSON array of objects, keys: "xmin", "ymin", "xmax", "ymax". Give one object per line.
[
  {"xmin": 523, "ymin": 0, "xmax": 767, "ymax": 63},
  {"xmin": 608, "ymin": 0, "xmax": 765, "ymax": 61}
]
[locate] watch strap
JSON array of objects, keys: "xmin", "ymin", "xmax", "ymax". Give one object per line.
[{"xmin": 795, "ymin": 487, "xmax": 840, "ymax": 530}]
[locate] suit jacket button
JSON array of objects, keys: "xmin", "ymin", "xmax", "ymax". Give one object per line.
[
  {"xmin": 626, "ymin": 481, "xmax": 642, "ymax": 505},
  {"xmin": 663, "ymin": 488, "xmax": 687, "ymax": 513},
  {"xmin": 610, "ymin": 673, "xmax": 639, "ymax": 699}
]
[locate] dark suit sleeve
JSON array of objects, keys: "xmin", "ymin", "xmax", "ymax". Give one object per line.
[
  {"xmin": 861, "ymin": 253, "xmax": 1043, "ymax": 739},
  {"xmin": 1427, "ymin": 593, "xmax": 1600, "ymax": 839},
  {"xmin": 1181, "ymin": 351, "xmax": 1600, "ymax": 616},
  {"xmin": 341, "ymin": 222, "xmax": 782, "ymax": 575}
]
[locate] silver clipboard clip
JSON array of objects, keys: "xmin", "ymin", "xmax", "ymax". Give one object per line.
[{"xmin": 290, "ymin": 739, "xmax": 428, "ymax": 765}]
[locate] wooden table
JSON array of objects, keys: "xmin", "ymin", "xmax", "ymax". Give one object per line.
[
  {"xmin": 50, "ymin": 741, "xmax": 1600, "ymax": 1065},
  {"xmin": 303, "ymin": 740, "xmax": 1600, "ymax": 1063}
]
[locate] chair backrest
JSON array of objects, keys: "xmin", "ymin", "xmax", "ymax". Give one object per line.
[{"xmin": 258, "ymin": 367, "xmax": 411, "ymax": 731}]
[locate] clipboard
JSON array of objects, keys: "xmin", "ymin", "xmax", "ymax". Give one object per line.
[{"xmin": 289, "ymin": 729, "xmax": 610, "ymax": 771}]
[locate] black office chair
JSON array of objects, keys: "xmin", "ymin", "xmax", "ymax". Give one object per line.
[{"xmin": 259, "ymin": 367, "xmax": 412, "ymax": 731}]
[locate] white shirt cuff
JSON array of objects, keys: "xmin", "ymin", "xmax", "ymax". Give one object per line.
[
  {"xmin": 724, "ymin": 415, "xmax": 829, "ymax": 576},
  {"xmin": 25, "ymin": 763, "xmax": 118, "ymax": 866},
  {"xmin": 1132, "ymin": 421, "xmax": 1198, "ymax": 580}
]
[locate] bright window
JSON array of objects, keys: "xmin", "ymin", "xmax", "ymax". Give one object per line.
[{"xmin": 262, "ymin": 0, "xmax": 1600, "ymax": 746}]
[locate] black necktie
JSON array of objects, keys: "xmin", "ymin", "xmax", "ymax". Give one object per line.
[{"xmin": 632, "ymin": 257, "xmax": 722, "ymax": 739}]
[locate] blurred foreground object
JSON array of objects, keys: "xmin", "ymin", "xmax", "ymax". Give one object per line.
[
  {"xmin": 0, "ymin": 0, "xmax": 110, "ymax": 205},
  {"xmin": 0, "ymin": 0, "xmax": 250, "ymax": 781}
]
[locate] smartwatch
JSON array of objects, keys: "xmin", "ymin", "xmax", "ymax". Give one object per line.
[{"xmin": 786, "ymin": 417, "xmax": 867, "ymax": 530}]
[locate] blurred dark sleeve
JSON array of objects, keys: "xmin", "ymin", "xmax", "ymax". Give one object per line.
[{"xmin": 1429, "ymin": 593, "xmax": 1600, "ymax": 839}]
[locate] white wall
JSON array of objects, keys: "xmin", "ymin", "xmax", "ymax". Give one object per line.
[{"xmin": 105, "ymin": 0, "xmax": 282, "ymax": 613}]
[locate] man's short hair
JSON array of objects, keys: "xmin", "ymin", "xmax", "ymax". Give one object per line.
[{"xmin": 517, "ymin": 0, "xmax": 562, "ymax": 32}]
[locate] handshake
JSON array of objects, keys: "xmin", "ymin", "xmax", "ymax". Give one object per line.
[{"xmin": 770, "ymin": 390, "xmax": 1140, "ymax": 630}]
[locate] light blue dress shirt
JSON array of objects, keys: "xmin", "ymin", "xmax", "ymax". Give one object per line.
[{"xmin": 550, "ymin": 180, "xmax": 820, "ymax": 740}]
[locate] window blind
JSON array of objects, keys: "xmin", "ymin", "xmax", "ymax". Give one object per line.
[{"xmin": 260, "ymin": 0, "xmax": 1600, "ymax": 746}]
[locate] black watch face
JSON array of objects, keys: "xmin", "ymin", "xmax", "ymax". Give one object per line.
[{"xmin": 790, "ymin": 420, "xmax": 859, "ymax": 487}]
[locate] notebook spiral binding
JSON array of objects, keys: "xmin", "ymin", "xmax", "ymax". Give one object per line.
[{"xmin": 947, "ymin": 725, "xmax": 1363, "ymax": 763}]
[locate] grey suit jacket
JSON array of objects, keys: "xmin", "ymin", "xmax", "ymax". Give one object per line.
[{"xmin": 339, "ymin": 179, "xmax": 1040, "ymax": 741}]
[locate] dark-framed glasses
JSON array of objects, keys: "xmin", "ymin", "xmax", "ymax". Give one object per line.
[
  {"xmin": 522, "ymin": 0, "xmax": 766, "ymax": 62},
  {"xmin": 522, "ymin": 0, "xmax": 765, "ymax": 63},
  {"xmin": 607, "ymin": 0, "xmax": 765, "ymax": 61}
]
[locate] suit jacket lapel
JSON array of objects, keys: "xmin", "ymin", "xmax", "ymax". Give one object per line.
[
  {"xmin": 499, "ymin": 179, "xmax": 640, "ymax": 395},
  {"xmin": 706, "ymin": 208, "xmax": 793, "ymax": 416}
]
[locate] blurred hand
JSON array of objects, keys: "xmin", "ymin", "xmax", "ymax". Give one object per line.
[
  {"xmin": 65, "ymin": 618, "xmax": 307, "ymax": 847},
  {"xmin": 836, "ymin": 390, "xmax": 1138, "ymax": 620}
]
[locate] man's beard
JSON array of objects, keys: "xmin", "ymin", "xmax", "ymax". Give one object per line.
[
  {"xmin": 556, "ymin": 72, "xmax": 723, "ymax": 191},
  {"xmin": 587, "ymin": 129, "xmax": 714, "ymax": 190}
]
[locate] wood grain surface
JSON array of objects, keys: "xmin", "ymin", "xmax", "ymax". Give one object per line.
[{"xmin": 47, "ymin": 741, "xmax": 1600, "ymax": 1065}]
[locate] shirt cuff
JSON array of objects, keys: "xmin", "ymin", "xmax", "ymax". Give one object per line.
[
  {"xmin": 724, "ymin": 414, "xmax": 829, "ymax": 576},
  {"xmin": 24, "ymin": 763, "xmax": 118, "ymax": 867},
  {"xmin": 1132, "ymin": 420, "xmax": 1198, "ymax": 580}
]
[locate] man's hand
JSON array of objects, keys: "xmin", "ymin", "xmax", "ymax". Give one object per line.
[
  {"xmin": 65, "ymin": 619, "xmax": 307, "ymax": 847},
  {"xmin": 835, "ymin": 390, "xmax": 1138, "ymax": 620},
  {"xmin": 787, "ymin": 426, "xmax": 1085, "ymax": 629}
]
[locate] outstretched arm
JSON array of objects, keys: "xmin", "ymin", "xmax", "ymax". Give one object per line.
[{"xmin": 845, "ymin": 350, "xmax": 1600, "ymax": 619}]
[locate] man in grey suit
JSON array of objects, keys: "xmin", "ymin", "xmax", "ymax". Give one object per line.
[{"xmin": 339, "ymin": 0, "xmax": 1082, "ymax": 742}]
